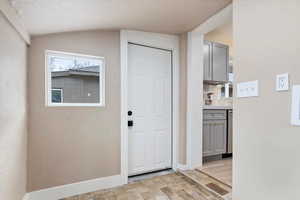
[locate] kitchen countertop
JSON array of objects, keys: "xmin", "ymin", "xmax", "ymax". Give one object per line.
[{"xmin": 203, "ymin": 105, "xmax": 233, "ymax": 110}]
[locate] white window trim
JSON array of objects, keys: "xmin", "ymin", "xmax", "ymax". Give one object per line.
[
  {"xmin": 51, "ymin": 88, "xmax": 64, "ymax": 103},
  {"xmin": 45, "ymin": 50, "xmax": 106, "ymax": 107}
]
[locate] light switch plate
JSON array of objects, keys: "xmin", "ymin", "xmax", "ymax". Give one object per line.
[
  {"xmin": 291, "ymin": 85, "xmax": 300, "ymax": 126},
  {"xmin": 237, "ymin": 80, "xmax": 259, "ymax": 98},
  {"xmin": 276, "ymin": 73, "xmax": 289, "ymax": 91}
]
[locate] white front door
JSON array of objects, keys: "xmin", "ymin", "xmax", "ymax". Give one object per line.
[{"xmin": 128, "ymin": 43, "xmax": 172, "ymax": 176}]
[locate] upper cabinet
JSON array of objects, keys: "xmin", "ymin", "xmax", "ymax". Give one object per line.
[
  {"xmin": 203, "ymin": 41, "xmax": 212, "ymax": 81},
  {"xmin": 203, "ymin": 41, "xmax": 229, "ymax": 83}
]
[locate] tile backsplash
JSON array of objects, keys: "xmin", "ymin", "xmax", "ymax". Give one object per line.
[{"xmin": 203, "ymin": 83, "xmax": 233, "ymax": 106}]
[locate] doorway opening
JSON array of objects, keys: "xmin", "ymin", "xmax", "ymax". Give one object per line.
[{"xmin": 198, "ymin": 15, "xmax": 233, "ymax": 188}]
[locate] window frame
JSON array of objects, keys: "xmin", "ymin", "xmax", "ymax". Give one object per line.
[{"xmin": 45, "ymin": 50, "xmax": 105, "ymax": 107}]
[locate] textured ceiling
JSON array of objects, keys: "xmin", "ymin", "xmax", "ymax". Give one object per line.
[{"xmin": 9, "ymin": 0, "xmax": 232, "ymax": 35}]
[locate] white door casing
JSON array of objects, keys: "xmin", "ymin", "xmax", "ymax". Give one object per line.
[
  {"xmin": 120, "ymin": 30, "xmax": 179, "ymax": 184},
  {"xmin": 186, "ymin": 4, "xmax": 233, "ymax": 170},
  {"xmin": 128, "ymin": 43, "xmax": 172, "ymax": 175}
]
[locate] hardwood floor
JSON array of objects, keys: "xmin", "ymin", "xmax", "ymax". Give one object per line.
[
  {"xmin": 61, "ymin": 171, "xmax": 231, "ymax": 200},
  {"xmin": 198, "ymin": 158, "xmax": 232, "ymax": 187}
]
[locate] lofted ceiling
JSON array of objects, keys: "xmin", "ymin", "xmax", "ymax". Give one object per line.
[{"xmin": 8, "ymin": 0, "xmax": 232, "ymax": 36}]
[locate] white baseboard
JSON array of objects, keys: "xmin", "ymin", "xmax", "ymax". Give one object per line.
[
  {"xmin": 177, "ymin": 164, "xmax": 189, "ymax": 171},
  {"xmin": 23, "ymin": 193, "xmax": 29, "ymax": 200},
  {"xmin": 25, "ymin": 175, "xmax": 123, "ymax": 200}
]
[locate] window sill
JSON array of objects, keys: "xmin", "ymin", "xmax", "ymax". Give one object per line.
[{"xmin": 46, "ymin": 103, "xmax": 105, "ymax": 107}]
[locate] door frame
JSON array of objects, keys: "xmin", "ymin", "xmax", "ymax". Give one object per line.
[
  {"xmin": 120, "ymin": 30, "xmax": 180, "ymax": 184},
  {"xmin": 186, "ymin": 4, "xmax": 233, "ymax": 169}
]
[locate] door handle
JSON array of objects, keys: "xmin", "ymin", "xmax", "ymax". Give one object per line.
[
  {"xmin": 128, "ymin": 110, "xmax": 133, "ymax": 127},
  {"xmin": 128, "ymin": 120, "xmax": 134, "ymax": 127}
]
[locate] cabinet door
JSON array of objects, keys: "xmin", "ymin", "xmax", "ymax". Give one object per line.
[
  {"xmin": 203, "ymin": 120, "xmax": 214, "ymax": 157},
  {"xmin": 212, "ymin": 43, "xmax": 228, "ymax": 82},
  {"xmin": 227, "ymin": 110, "xmax": 233, "ymax": 153},
  {"xmin": 203, "ymin": 41, "xmax": 212, "ymax": 81},
  {"xmin": 213, "ymin": 120, "xmax": 227, "ymax": 155}
]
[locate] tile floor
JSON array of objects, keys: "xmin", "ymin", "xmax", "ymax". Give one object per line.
[
  {"xmin": 180, "ymin": 170, "xmax": 231, "ymax": 200},
  {"xmin": 61, "ymin": 171, "xmax": 231, "ymax": 200},
  {"xmin": 128, "ymin": 169, "xmax": 174, "ymax": 183},
  {"xmin": 198, "ymin": 158, "xmax": 232, "ymax": 187}
]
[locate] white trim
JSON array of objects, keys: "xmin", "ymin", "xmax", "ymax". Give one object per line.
[
  {"xmin": 25, "ymin": 175, "xmax": 122, "ymax": 200},
  {"xmin": 291, "ymin": 85, "xmax": 300, "ymax": 126},
  {"xmin": 23, "ymin": 193, "xmax": 29, "ymax": 200},
  {"xmin": 120, "ymin": 30, "xmax": 180, "ymax": 184},
  {"xmin": 47, "ymin": 103, "xmax": 104, "ymax": 107},
  {"xmin": 45, "ymin": 50, "xmax": 105, "ymax": 59},
  {"xmin": 45, "ymin": 50, "xmax": 106, "ymax": 107},
  {"xmin": 186, "ymin": 4, "xmax": 233, "ymax": 170},
  {"xmin": 186, "ymin": 31, "xmax": 204, "ymax": 170},
  {"xmin": 177, "ymin": 164, "xmax": 189, "ymax": 171},
  {"xmin": 0, "ymin": 0, "xmax": 30, "ymax": 44}
]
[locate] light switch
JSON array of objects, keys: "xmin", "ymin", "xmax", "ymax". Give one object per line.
[
  {"xmin": 276, "ymin": 73, "xmax": 289, "ymax": 91},
  {"xmin": 237, "ymin": 80, "xmax": 259, "ymax": 98},
  {"xmin": 291, "ymin": 85, "xmax": 300, "ymax": 126}
]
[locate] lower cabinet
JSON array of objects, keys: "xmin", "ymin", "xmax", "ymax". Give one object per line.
[
  {"xmin": 227, "ymin": 110, "xmax": 233, "ymax": 153},
  {"xmin": 203, "ymin": 110, "xmax": 227, "ymax": 157}
]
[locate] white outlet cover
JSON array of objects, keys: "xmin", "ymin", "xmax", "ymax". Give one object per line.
[
  {"xmin": 276, "ymin": 73, "xmax": 289, "ymax": 91},
  {"xmin": 237, "ymin": 80, "xmax": 259, "ymax": 98},
  {"xmin": 291, "ymin": 85, "xmax": 300, "ymax": 126}
]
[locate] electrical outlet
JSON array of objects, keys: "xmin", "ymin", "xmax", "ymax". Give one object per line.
[{"xmin": 276, "ymin": 73, "xmax": 289, "ymax": 91}]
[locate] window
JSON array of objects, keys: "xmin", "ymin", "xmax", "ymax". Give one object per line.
[
  {"xmin": 52, "ymin": 89, "xmax": 63, "ymax": 103},
  {"xmin": 46, "ymin": 50, "xmax": 105, "ymax": 106}
]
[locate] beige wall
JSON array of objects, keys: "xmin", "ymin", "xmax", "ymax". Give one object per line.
[
  {"xmin": 233, "ymin": 0, "xmax": 300, "ymax": 199},
  {"xmin": 204, "ymin": 21, "xmax": 233, "ymax": 56},
  {"xmin": 178, "ymin": 33, "xmax": 188, "ymax": 164},
  {"xmin": 28, "ymin": 30, "xmax": 120, "ymax": 192},
  {"xmin": 0, "ymin": 12, "xmax": 28, "ymax": 200}
]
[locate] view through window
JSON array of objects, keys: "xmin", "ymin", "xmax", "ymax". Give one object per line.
[{"xmin": 46, "ymin": 51, "xmax": 105, "ymax": 106}]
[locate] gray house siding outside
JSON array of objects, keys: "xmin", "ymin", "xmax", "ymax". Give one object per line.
[{"xmin": 52, "ymin": 75, "xmax": 100, "ymax": 103}]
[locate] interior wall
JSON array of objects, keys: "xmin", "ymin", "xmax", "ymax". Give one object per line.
[
  {"xmin": 233, "ymin": 0, "xmax": 300, "ymax": 199},
  {"xmin": 0, "ymin": 12, "xmax": 28, "ymax": 200},
  {"xmin": 28, "ymin": 30, "xmax": 120, "ymax": 192},
  {"xmin": 204, "ymin": 21, "xmax": 233, "ymax": 56},
  {"xmin": 178, "ymin": 33, "xmax": 188, "ymax": 165}
]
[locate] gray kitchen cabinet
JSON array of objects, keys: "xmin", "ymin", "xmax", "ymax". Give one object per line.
[
  {"xmin": 212, "ymin": 43, "xmax": 229, "ymax": 82},
  {"xmin": 227, "ymin": 110, "xmax": 233, "ymax": 153},
  {"xmin": 213, "ymin": 120, "xmax": 227, "ymax": 155},
  {"xmin": 203, "ymin": 110, "xmax": 227, "ymax": 157},
  {"xmin": 203, "ymin": 41, "xmax": 212, "ymax": 81},
  {"xmin": 203, "ymin": 120, "xmax": 214, "ymax": 157},
  {"xmin": 203, "ymin": 41, "xmax": 229, "ymax": 82}
]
